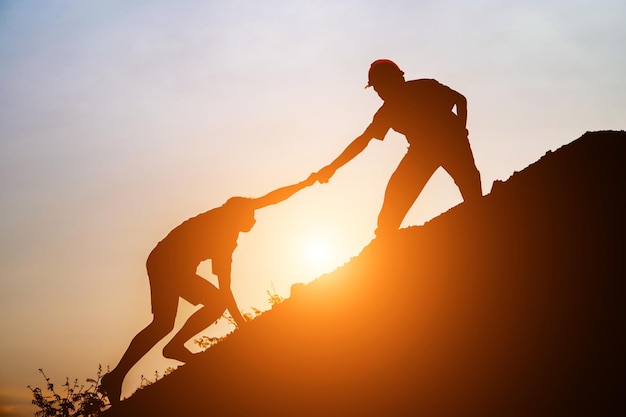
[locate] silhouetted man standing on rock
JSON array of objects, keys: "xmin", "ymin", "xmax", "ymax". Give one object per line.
[
  {"xmin": 101, "ymin": 174, "xmax": 315, "ymax": 405},
  {"xmin": 316, "ymin": 59, "xmax": 482, "ymax": 236}
]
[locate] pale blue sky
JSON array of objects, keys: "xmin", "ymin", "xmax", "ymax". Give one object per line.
[{"xmin": 1, "ymin": 1, "xmax": 624, "ymax": 416}]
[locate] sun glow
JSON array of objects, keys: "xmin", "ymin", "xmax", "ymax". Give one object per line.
[
  {"xmin": 301, "ymin": 235, "xmax": 339, "ymax": 275},
  {"xmin": 306, "ymin": 239, "xmax": 331, "ymax": 266}
]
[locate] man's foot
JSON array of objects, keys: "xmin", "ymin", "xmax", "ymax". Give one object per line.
[
  {"xmin": 374, "ymin": 226, "xmax": 395, "ymax": 240},
  {"xmin": 162, "ymin": 343, "xmax": 197, "ymax": 363},
  {"xmin": 100, "ymin": 372, "xmax": 122, "ymax": 406}
]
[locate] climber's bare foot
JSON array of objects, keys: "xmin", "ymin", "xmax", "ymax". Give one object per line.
[
  {"xmin": 163, "ymin": 343, "xmax": 196, "ymax": 363},
  {"xmin": 100, "ymin": 372, "xmax": 123, "ymax": 406}
]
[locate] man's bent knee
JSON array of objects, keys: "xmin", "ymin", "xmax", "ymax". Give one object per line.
[
  {"xmin": 150, "ymin": 316, "xmax": 176, "ymax": 335},
  {"xmin": 458, "ymin": 168, "xmax": 482, "ymax": 202}
]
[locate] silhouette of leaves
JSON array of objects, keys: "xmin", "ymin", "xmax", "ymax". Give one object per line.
[{"xmin": 28, "ymin": 366, "xmax": 109, "ymax": 417}]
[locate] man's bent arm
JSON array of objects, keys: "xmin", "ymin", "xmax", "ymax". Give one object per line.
[
  {"xmin": 316, "ymin": 132, "xmax": 374, "ymax": 183},
  {"xmin": 223, "ymin": 286, "xmax": 245, "ymax": 327},
  {"xmin": 452, "ymin": 90, "xmax": 468, "ymax": 129},
  {"xmin": 215, "ymin": 259, "xmax": 246, "ymax": 327}
]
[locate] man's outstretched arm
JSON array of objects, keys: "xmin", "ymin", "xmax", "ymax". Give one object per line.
[
  {"xmin": 315, "ymin": 132, "xmax": 374, "ymax": 183},
  {"xmin": 252, "ymin": 173, "xmax": 316, "ymax": 209}
]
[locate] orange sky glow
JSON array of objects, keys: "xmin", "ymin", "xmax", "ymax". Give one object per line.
[{"xmin": 1, "ymin": 1, "xmax": 625, "ymax": 416}]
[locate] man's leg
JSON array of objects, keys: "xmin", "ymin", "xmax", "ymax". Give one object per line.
[
  {"xmin": 442, "ymin": 135, "xmax": 482, "ymax": 203},
  {"xmin": 101, "ymin": 308, "xmax": 176, "ymax": 405},
  {"xmin": 376, "ymin": 151, "xmax": 438, "ymax": 237},
  {"xmin": 101, "ymin": 270, "xmax": 178, "ymax": 405},
  {"xmin": 162, "ymin": 274, "xmax": 225, "ymax": 363}
]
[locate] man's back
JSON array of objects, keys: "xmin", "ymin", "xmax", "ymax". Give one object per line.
[
  {"xmin": 370, "ymin": 79, "xmax": 463, "ymax": 143},
  {"xmin": 153, "ymin": 206, "xmax": 239, "ymax": 266}
]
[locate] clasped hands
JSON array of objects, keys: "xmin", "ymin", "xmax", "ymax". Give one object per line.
[{"xmin": 306, "ymin": 166, "xmax": 335, "ymax": 185}]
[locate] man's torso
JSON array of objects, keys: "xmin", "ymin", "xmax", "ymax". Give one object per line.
[
  {"xmin": 150, "ymin": 207, "xmax": 239, "ymax": 268},
  {"xmin": 367, "ymin": 79, "xmax": 463, "ymax": 144}
]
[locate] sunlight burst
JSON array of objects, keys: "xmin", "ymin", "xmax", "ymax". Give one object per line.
[
  {"xmin": 306, "ymin": 240, "xmax": 331, "ymax": 265},
  {"xmin": 302, "ymin": 237, "xmax": 336, "ymax": 274}
]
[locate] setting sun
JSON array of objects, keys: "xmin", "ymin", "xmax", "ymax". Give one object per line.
[
  {"xmin": 306, "ymin": 239, "xmax": 332, "ymax": 266},
  {"xmin": 299, "ymin": 234, "xmax": 341, "ymax": 276}
]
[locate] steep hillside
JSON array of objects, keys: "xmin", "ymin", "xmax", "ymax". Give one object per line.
[{"xmin": 104, "ymin": 131, "xmax": 625, "ymax": 416}]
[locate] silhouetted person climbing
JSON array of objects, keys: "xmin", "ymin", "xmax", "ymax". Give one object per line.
[
  {"xmin": 316, "ymin": 59, "xmax": 482, "ymax": 236},
  {"xmin": 101, "ymin": 174, "xmax": 316, "ymax": 405}
]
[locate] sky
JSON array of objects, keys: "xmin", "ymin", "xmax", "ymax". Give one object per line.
[{"xmin": 0, "ymin": 1, "xmax": 624, "ymax": 416}]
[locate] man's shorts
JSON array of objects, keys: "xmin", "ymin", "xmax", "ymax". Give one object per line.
[{"xmin": 146, "ymin": 248, "xmax": 222, "ymax": 319}]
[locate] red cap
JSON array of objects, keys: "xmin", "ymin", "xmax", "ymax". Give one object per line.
[{"xmin": 365, "ymin": 59, "xmax": 404, "ymax": 89}]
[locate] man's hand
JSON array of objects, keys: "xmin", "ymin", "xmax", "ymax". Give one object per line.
[
  {"xmin": 313, "ymin": 133, "xmax": 373, "ymax": 184},
  {"xmin": 234, "ymin": 314, "xmax": 247, "ymax": 329},
  {"xmin": 303, "ymin": 172, "xmax": 317, "ymax": 187},
  {"xmin": 227, "ymin": 307, "xmax": 247, "ymax": 328},
  {"xmin": 315, "ymin": 166, "xmax": 336, "ymax": 184}
]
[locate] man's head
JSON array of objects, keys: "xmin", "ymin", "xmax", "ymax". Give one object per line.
[
  {"xmin": 223, "ymin": 197, "xmax": 256, "ymax": 232},
  {"xmin": 366, "ymin": 59, "xmax": 405, "ymax": 100}
]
